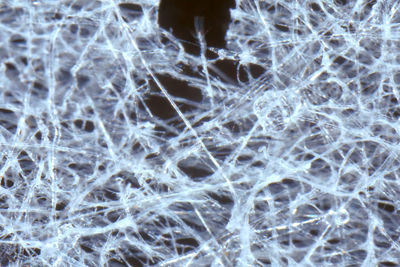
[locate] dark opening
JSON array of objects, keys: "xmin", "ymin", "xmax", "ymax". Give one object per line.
[
  {"xmin": 158, "ymin": 0, "xmax": 235, "ymax": 55},
  {"xmin": 119, "ymin": 3, "xmax": 143, "ymax": 22}
]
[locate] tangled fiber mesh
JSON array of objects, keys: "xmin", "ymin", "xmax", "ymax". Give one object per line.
[{"xmin": 0, "ymin": 0, "xmax": 400, "ymax": 266}]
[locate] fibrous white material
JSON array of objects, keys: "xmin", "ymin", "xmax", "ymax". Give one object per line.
[{"xmin": 0, "ymin": 0, "xmax": 400, "ymax": 266}]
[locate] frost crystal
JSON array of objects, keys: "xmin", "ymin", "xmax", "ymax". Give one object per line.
[{"xmin": 0, "ymin": 0, "xmax": 400, "ymax": 266}]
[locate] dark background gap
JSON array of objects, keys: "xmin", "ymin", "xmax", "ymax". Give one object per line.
[{"xmin": 158, "ymin": 0, "xmax": 235, "ymax": 55}]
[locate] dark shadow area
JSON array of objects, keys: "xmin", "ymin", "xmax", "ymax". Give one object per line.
[
  {"xmin": 155, "ymin": 74, "xmax": 203, "ymax": 102},
  {"xmin": 158, "ymin": 0, "xmax": 235, "ymax": 55},
  {"xmin": 118, "ymin": 3, "xmax": 143, "ymax": 22},
  {"xmin": 140, "ymin": 73, "xmax": 203, "ymax": 121}
]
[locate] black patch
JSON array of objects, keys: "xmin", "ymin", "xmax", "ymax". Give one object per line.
[{"xmin": 158, "ymin": 0, "xmax": 235, "ymax": 54}]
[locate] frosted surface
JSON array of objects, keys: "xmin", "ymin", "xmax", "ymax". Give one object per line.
[{"xmin": 0, "ymin": 0, "xmax": 400, "ymax": 266}]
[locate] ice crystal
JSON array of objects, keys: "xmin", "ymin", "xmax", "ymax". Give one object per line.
[{"xmin": 0, "ymin": 0, "xmax": 400, "ymax": 266}]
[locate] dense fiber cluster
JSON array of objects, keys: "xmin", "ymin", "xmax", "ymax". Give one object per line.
[{"xmin": 0, "ymin": 0, "xmax": 400, "ymax": 266}]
